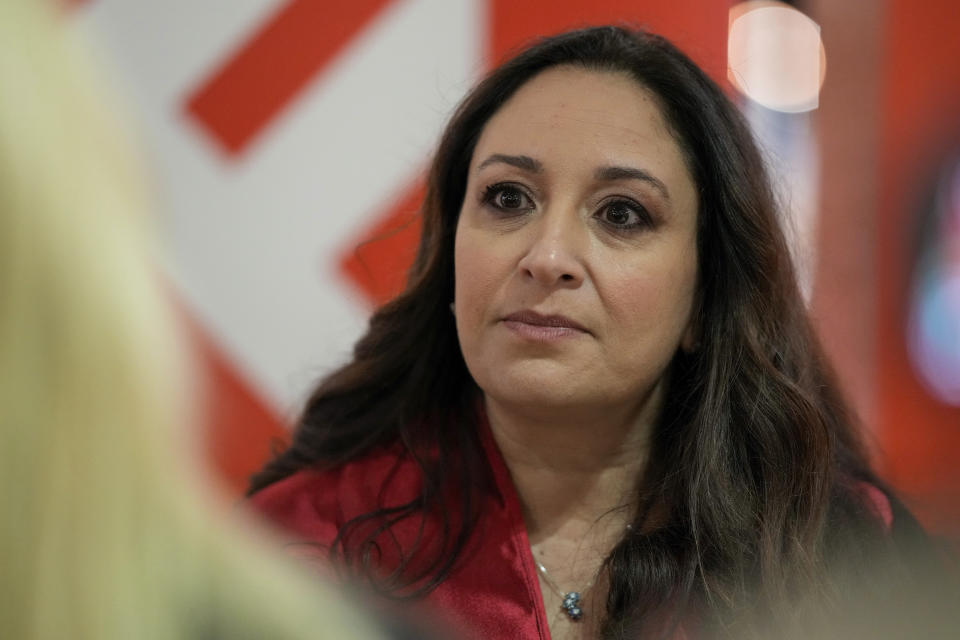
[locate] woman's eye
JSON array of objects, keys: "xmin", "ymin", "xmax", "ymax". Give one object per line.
[
  {"xmin": 482, "ymin": 183, "xmax": 533, "ymax": 212},
  {"xmin": 597, "ymin": 200, "xmax": 651, "ymax": 230}
]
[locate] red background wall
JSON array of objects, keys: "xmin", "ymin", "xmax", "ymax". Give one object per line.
[{"xmin": 875, "ymin": 0, "xmax": 960, "ymax": 538}]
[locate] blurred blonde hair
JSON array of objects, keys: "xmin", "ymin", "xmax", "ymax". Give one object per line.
[{"xmin": 0, "ymin": 2, "xmax": 385, "ymax": 638}]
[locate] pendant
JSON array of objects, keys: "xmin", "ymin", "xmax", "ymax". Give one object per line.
[{"xmin": 561, "ymin": 592, "xmax": 583, "ymax": 621}]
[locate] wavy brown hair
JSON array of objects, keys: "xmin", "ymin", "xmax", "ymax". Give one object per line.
[{"xmin": 250, "ymin": 26, "xmax": 926, "ymax": 637}]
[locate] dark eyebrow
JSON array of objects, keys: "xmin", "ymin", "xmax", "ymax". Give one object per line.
[
  {"xmin": 477, "ymin": 153, "xmax": 542, "ymax": 173},
  {"xmin": 595, "ymin": 165, "xmax": 671, "ymax": 201}
]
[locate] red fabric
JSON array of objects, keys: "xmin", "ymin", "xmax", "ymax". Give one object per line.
[{"xmin": 251, "ymin": 419, "xmax": 550, "ymax": 640}]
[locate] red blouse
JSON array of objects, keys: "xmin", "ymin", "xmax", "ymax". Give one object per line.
[
  {"xmin": 250, "ymin": 417, "xmax": 893, "ymax": 640},
  {"xmin": 250, "ymin": 417, "xmax": 554, "ymax": 639}
]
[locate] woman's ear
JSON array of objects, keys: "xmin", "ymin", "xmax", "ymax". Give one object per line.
[{"xmin": 680, "ymin": 321, "xmax": 699, "ymax": 353}]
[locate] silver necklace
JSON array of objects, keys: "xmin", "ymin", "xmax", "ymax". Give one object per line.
[
  {"xmin": 533, "ymin": 556, "xmax": 594, "ymax": 621},
  {"xmin": 533, "ymin": 524, "xmax": 631, "ymax": 622}
]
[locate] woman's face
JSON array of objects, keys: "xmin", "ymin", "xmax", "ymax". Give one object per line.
[{"xmin": 454, "ymin": 66, "xmax": 699, "ymax": 421}]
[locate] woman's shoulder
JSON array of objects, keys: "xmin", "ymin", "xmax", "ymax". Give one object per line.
[
  {"xmin": 247, "ymin": 468, "xmax": 339, "ymax": 540},
  {"xmin": 248, "ymin": 445, "xmax": 422, "ymax": 543}
]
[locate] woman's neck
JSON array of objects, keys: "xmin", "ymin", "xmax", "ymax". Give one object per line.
[
  {"xmin": 483, "ymin": 393, "xmax": 659, "ymax": 638},
  {"xmin": 483, "ymin": 393, "xmax": 656, "ymax": 543}
]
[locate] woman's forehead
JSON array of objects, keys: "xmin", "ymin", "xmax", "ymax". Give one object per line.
[
  {"xmin": 482, "ymin": 68, "xmax": 670, "ymax": 142},
  {"xmin": 468, "ymin": 67, "xmax": 697, "ymax": 206}
]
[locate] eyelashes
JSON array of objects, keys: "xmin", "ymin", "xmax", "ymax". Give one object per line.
[
  {"xmin": 596, "ymin": 199, "xmax": 654, "ymax": 231},
  {"xmin": 481, "ymin": 182, "xmax": 534, "ymax": 213},
  {"xmin": 479, "ymin": 181, "xmax": 656, "ymax": 232}
]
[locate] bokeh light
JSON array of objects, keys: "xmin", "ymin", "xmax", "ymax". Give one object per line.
[
  {"xmin": 908, "ymin": 158, "xmax": 960, "ymax": 406},
  {"xmin": 728, "ymin": 1, "xmax": 826, "ymax": 113}
]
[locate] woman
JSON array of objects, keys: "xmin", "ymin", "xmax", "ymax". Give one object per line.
[
  {"xmin": 250, "ymin": 26, "xmax": 928, "ymax": 639},
  {"xmin": 0, "ymin": 2, "xmax": 398, "ymax": 638}
]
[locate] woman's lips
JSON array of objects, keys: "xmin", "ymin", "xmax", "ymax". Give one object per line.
[{"xmin": 501, "ymin": 310, "xmax": 589, "ymax": 340}]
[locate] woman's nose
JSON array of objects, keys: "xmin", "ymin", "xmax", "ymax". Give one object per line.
[{"xmin": 516, "ymin": 208, "xmax": 586, "ymax": 287}]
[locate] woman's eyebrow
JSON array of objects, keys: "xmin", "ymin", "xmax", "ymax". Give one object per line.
[
  {"xmin": 477, "ymin": 153, "xmax": 542, "ymax": 173},
  {"xmin": 595, "ymin": 165, "xmax": 671, "ymax": 201},
  {"xmin": 475, "ymin": 155, "xmax": 671, "ymax": 201}
]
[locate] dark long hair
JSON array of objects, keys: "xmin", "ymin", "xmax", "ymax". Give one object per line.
[{"xmin": 250, "ymin": 26, "xmax": 912, "ymax": 637}]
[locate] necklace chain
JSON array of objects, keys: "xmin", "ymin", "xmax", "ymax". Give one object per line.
[
  {"xmin": 534, "ymin": 557, "xmax": 590, "ymax": 621},
  {"xmin": 532, "ymin": 524, "xmax": 631, "ymax": 623}
]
